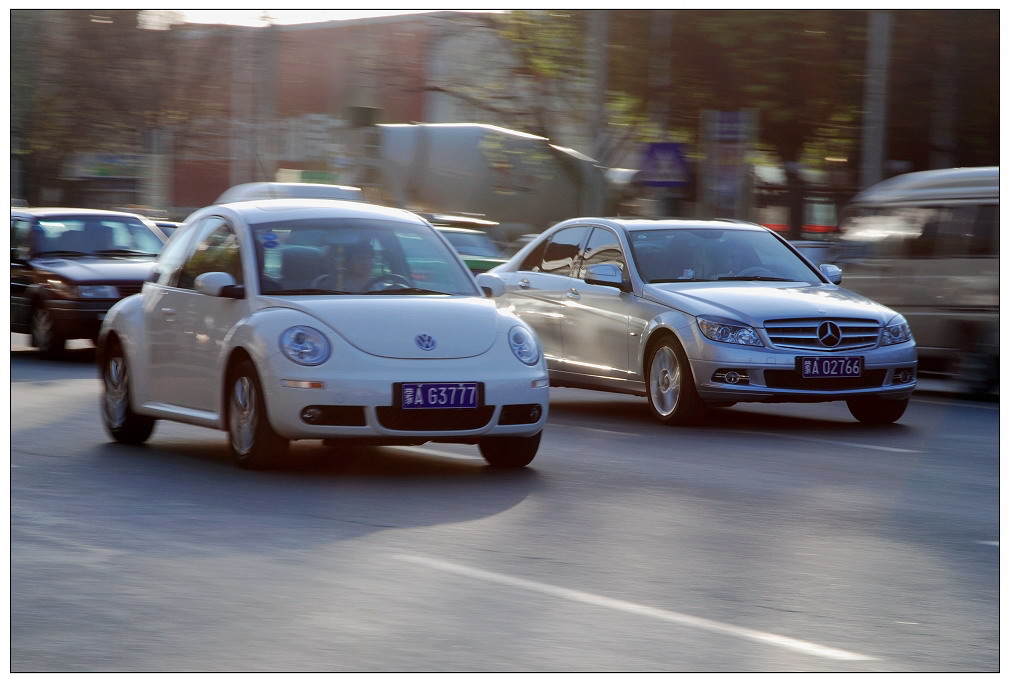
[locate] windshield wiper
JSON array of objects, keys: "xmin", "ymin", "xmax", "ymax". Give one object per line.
[
  {"xmin": 34, "ymin": 250, "xmax": 88, "ymax": 257},
  {"xmin": 267, "ymin": 288, "xmax": 353, "ymax": 295},
  {"xmin": 364, "ymin": 287, "xmax": 449, "ymax": 295},
  {"xmin": 96, "ymin": 248, "xmax": 158, "ymax": 257},
  {"xmin": 649, "ymin": 277, "xmax": 717, "ymax": 283},
  {"xmin": 716, "ymin": 276, "xmax": 794, "ymax": 282}
]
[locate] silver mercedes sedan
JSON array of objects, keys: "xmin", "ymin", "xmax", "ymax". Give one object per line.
[{"xmin": 477, "ymin": 218, "xmax": 917, "ymax": 425}]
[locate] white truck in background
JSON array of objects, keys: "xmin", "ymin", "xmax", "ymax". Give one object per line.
[{"xmin": 336, "ymin": 122, "xmax": 611, "ymax": 244}]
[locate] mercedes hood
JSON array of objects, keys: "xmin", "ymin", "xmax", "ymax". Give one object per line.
[{"xmin": 645, "ymin": 282, "xmax": 897, "ymax": 326}]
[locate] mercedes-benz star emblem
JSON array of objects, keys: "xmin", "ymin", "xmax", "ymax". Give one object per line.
[
  {"xmin": 817, "ymin": 321, "xmax": 842, "ymax": 348},
  {"xmin": 415, "ymin": 334, "xmax": 437, "ymax": 351}
]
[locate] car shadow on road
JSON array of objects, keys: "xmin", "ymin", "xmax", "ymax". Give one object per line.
[
  {"xmin": 86, "ymin": 438, "xmax": 545, "ymax": 549},
  {"xmin": 546, "ymin": 389, "xmax": 915, "ymax": 435}
]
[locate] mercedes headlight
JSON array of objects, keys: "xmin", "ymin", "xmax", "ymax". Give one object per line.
[
  {"xmin": 698, "ymin": 316, "xmax": 764, "ymax": 347},
  {"xmin": 508, "ymin": 325, "xmax": 541, "ymax": 366},
  {"xmin": 279, "ymin": 325, "xmax": 331, "ymax": 366},
  {"xmin": 881, "ymin": 317, "xmax": 913, "ymax": 346}
]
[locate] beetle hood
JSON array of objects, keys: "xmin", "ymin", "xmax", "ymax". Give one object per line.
[{"xmin": 271, "ymin": 295, "xmax": 500, "ymax": 359}]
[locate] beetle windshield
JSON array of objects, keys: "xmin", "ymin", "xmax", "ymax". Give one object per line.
[
  {"xmin": 629, "ymin": 228, "xmax": 823, "ymax": 284},
  {"xmin": 252, "ymin": 217, "xmax": 480, "ymax": 296}
]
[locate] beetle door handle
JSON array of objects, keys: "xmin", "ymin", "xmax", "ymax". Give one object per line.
[
  {"xmin": 518, "ymin": 278, "xmax": 531, "ymax": 289},
  {"xmin": 566, "ymin": 288, "xmax": 580, "ymax": 300}
]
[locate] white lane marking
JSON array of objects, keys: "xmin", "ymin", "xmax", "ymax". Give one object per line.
[
  {"xmin": 738, "ymin": 431, "xmax": 921, "ymax": 454},
  {"xmin": 389, "ymin": 446, "xmax": 482, "ymax": 461},
  {"xmin": 558, "ymin": 424, "xmax": 922, "ymax": 453},
  {"xmin": 977, "ymin": 541, "xmax": 999, "ymax": 547},
  {"xmin": 396, "ymin": 554, "xmax": 877, "ymax": 662}
]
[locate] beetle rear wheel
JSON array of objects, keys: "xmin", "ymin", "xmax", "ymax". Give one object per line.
[{"xmin": 101, "ymin": 338, "xmax": 156, "ymax": 444}]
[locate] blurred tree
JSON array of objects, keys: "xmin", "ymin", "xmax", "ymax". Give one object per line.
[
  {"xmin": 11, "ymin": 9, "xmax": 233, "ymax": 205},
  {"xmin": 886, "ymin": 10, "xmax": 999, "ymax": 170}
]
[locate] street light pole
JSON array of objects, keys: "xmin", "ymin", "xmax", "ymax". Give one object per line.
[{"xmin": 860, "ymin": 10, "xmax": 892, "ymax": 189}]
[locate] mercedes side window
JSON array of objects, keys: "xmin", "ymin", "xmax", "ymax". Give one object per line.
[
  {"xmin": 578, "ymin": 227, "xmax": 626, "ymax": 280},
  {"xmin": 538, "ymin": 227, "xmax": 588, "ymax": 276},
  {"xmin": 518, "ymin": 239, "xmax": 548, "ymax": 271}
]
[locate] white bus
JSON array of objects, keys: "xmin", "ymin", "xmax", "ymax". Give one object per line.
[{"xmin": 832, "ymin": 166, "xmax": 998, "ymax": 396}]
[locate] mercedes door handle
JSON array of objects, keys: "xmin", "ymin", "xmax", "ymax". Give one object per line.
[
  {"xmin": 566, "ymin": 288, "xmax": 580, "ymax": 300},
  {"xmin": 161, "ymin": 307, "xmax": 177, "ymax": 321},
  {"xmin": 518, "ymin": 278, "xmax": 531, "ymax": 289}
]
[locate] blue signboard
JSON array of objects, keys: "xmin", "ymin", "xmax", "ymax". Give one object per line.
[{"xmin": 638, "ymin": 143, "xmax": 691, "ymax": 187}]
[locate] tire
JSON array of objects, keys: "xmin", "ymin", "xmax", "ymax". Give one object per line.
[
  {"xmin": 227, "ymin": 359, "xmax": 289, "ymax": 469},
  {"xmin": 645, "ymin": 337, "xmax": 709, "ymax": 425},
  {"xmin": 846, "ymin": 395, "xmax": 909, "ymax": 424},
  {"xmin": 32, "ymin": 304, "xmax": 66, "ymax": 359},
  {"xmin": 479, "ymin": 431, "xmax": 541, "ymax": 468},
  {"xmin": 101, "ymin": 338, "xmax": 156, "ymax": 444}
]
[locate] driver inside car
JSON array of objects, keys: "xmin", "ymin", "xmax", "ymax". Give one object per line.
[
  {"xmin": 714, "ymin": 243, "xmax": 761, "ymax": 278},
  {"xmin": 337, "ymin": 240, "xmax": 378, "ymax": 291}
]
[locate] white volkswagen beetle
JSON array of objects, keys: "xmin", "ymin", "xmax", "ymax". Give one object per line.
[{"xmin": 97, "ymin": 199, "xmax": 548, "ymax": 469}]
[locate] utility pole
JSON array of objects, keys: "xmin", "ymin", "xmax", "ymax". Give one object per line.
[
  {"xmin": 929, "ymin": 12, "xmax": 957, "ymax": 170},
  {"xmin": 587, "ymin": 10, "xmax": 608, "ymax": 161},
  {"xmin": 860, "ymin": 10, "xmax": 892, "ymax": 189}
]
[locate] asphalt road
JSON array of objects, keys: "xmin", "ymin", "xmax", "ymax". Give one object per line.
[{"xmin": 10, "ymin": 338, "xmax": 1000, "ymax": 672}]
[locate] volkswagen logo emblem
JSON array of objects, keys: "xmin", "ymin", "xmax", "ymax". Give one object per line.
[
  {"xmin": 817, "ymin": 321, "xmax": 842, "ymax": 348},
  {"xmin": 415, "ymin": 334, "xmax": 437, "ymax": 351}
]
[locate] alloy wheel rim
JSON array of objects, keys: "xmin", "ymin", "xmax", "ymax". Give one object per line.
[
  {"xmin": 230, "ymin": 375, "xmax": 257, "ymax": 455},
  {"xmin": 104, "ymin": 355, "xmax": 129, "ymax": 428},
  {"xmin": 650, "ymin": 346, "xmax": 680, "ymax": 417}
]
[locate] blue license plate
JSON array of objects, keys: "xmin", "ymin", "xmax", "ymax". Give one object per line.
[
  {"xmin": 400, "ymin": 382, "xmax": 480, "ymax": 409},
  {"xmin": 799, "ymin": 356, "xmax": 863, "ymax": 378}
]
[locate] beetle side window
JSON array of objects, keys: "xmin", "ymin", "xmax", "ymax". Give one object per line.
[
  {"xmin": 176, "ymin": 218, "xmax": 243, "ymax": 290},
  {"xmin": 578, "ymin": 227, "xmax": 626, "ymax": 280}
]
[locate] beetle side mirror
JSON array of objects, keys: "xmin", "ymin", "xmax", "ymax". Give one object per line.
[
  {"xmin": 194, "ymin": 271, "xmax": 245, "ymax": 299},
  {"xmin": 475, "ymin": 273, "xmax": 505, "ymax": 298},
  {"xmin": 819, "ymin": 263, "xmax": 842, "ymax": 284},
  {"xmin": 584, "ymin": 263, "xmax": 630, "ymax": 291}
]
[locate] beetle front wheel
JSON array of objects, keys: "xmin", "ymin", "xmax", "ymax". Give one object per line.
[{"xmin": 227, "ymin": 359, "xmax": 289, "ymax": 469}]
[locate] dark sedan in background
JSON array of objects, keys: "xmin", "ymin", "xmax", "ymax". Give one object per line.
[{"xmin": 11, "ymin": 207, "xmax": 166, "ymax": 357}]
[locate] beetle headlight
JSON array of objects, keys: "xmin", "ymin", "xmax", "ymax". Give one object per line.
[
  {"xmin": 881, "ymin": 317, "xmax": 913, "ymax": 345},
  {"xmin": 508, "ymin": 325, "xmax": 540, "ymax": 366},
  {"xmin": 279, "ymin": 325, "xmax": 331, "ymax": 366},
  {"xmin": 698, "ymin": 316, "xmax": 764, "ymax": 347}
]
